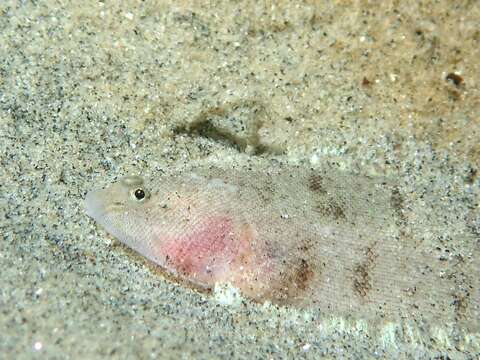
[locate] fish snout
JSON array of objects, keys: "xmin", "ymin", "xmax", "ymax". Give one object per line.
[{"xmin": 85, "ymin": 189, "xmax": 106, "ymax": 221}]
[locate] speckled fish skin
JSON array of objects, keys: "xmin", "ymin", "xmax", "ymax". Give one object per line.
[{"xmin": 85, "ymin": 163, "xmax": 479, "ymax": 328}]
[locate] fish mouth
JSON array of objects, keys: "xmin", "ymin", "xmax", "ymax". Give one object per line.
[{"xmin": 85, "ymin": 189, "xmax": 107, "ymax": 221}]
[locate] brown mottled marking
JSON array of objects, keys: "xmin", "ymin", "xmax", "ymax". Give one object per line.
[
  {"xmin": 450, "ymin": 270, "xmax": 473, "ymax": 321},
  {"xmin": 251, "ymin": 179, "xmax": 275, "ymax": 204},
  {"xmin": 390, "ymin": 186, "xmax": 405, "ymax": 221},
  {"xmin": 274, "ymin": 258, "xmax": 316, "ymax": 302},
  {"xmin": 330, "ymin": 202, "xmax": 346, "ymax": 220},
  {"xmin": 292, "ymin": 259, "xmax": 315, "ymax": 291},
  {"xmin": 453, "ymin": 294, "xmax": 469, "ymax": 320},
  {"xmin": 297, "ymin": 238, "xmax": 314, "ymax": 253},
  {"xmin": 309, "ymin": 173, "xmax": 347, "ymax": 219},
  {"xmin": 315, "ymin": 200, "xmax": 346, "ymax": 220},
  {"xmin": 390, "ymin": 187, "xmax": 404, "ymax": 211},
  {"xmin": 308, "ymin": 174, "xmax": 326, "ymax": 194},
  {"xmin": 353, "ymin": 246, "xmax": 378, "ymax": 298},
  {"xmin": 353, "ymin": 264, "xmax": 371, "ymax": 298}
]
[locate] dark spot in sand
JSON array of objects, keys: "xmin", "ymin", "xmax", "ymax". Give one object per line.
[
  {"xmin": 172, "ymin": 100, "xmax": 275, "ymax": 155},
  {"xmin": 362, "ymin": 77, "xmax": 371, "ymax": 86},
  {"xmin": 445, "ymin": 72, "xmax": 464, "ymax": 87},
  {"xmin": 464, "ymin": 167, "xmax": 477, "ymax": 185}
]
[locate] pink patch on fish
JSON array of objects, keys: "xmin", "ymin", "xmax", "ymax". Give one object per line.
[{"xmin": 158, "ymin": 216, "xmax": 243, "ymax": 283}]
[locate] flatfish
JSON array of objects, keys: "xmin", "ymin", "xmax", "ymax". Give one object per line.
[{"xmin": 85, "ymin": 162, "xmax": 479, "ymax": 329}]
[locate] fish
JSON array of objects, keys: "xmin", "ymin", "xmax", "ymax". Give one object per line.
[{"xmin": 85, "ymin": 161, "xmax": 479, "ymax": 328}]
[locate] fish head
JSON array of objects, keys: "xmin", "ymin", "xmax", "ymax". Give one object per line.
[
  {"xmin": 85, "ymin": 175, "xmax": 154, "ymax": 250},
  {"xmin": 84, "ymin": 173, "xmax": 261, "ymax": 287}
]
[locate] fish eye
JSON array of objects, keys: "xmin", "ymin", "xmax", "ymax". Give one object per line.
[{"xmin": 134, "ymin": 188, "xmax": 146, "ymax": 201}]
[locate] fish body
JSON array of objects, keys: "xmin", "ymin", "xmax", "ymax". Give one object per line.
[{"xmin": 86, "ymin": 163, "xmax": 479, "ymax": 326}]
